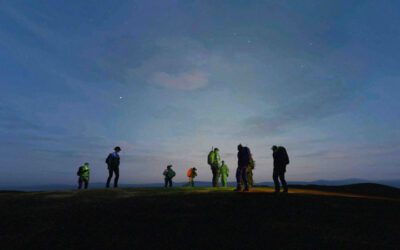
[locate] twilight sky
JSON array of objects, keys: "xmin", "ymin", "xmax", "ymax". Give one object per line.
[{"xmin": 1, "ymin": 0, "xmax": 399, "ymax": 186}]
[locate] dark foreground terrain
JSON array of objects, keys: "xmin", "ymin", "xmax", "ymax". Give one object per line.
[{"xmin": 1, "ymin": 184, "xmax": 399, "ymax": 249}]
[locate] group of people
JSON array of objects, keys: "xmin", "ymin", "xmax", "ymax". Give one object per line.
[
  {"xmin": 76, "ymin": 144, "xmax": 290, "ymax": 193},
  {"xmin": 207, "ymin": 148, "xmax": 231, "ymax": 187},
  {"xmin": 76, "ymin": 146, "xmax": 121, "ymax": 189}
]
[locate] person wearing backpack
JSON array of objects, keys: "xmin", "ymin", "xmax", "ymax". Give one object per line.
[
  {"xmin": 163, "ymin": 165, "xmax": 176, "ymax": 188},
  {"xmin": 220, "ymin": 161, "xmax": 229, "ymax": 187},
  {"xmin": 208, "ymin": 147, "xmax": 221, "ymax": 187},
  {"xmin": 105, "ymin": 146, "xmax": 121, "ymax": 188},
  {"xmin": 271, "ymin": 145, "xmax": 290, "ymax": 193},
  {"xmin": 235, "ymin": 144, "xmax": 251, "ymax": 192},
  {"xmin": 77, "ymin": 162, "xmax": 90, "ymax": 189},
  {"xmin": 187, "ymin": 167, "xmax": 197, "ymax": 187}
]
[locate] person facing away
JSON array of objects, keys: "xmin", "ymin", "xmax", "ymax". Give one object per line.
[
  {"xmin": 163, "ymin": 165, "xmax": 176, "ymax": 188},
  {"xmin": 235, "ymin": 144, "xmax": 251, "ymax": 192},
  {"xmin": 77, "ymin": 162, "xmax": 90, "ymax": 189},
  {"xmin": 220, "ymin": 161, "xmax": 229, "ymax": 187},
  {"xmin": 186, "ymin": 167, "xmax": 197, "ymax": 187},
  {"xmin": 105, "ymin": 146, "xmax": 121, "ymax": 188},
  {"xmin": 207, "ymin": 147, "xmax": 221, "ymax": 187},
  {"xmin": 271, "ymin": 145, "xmax": 290, "ymax": 193}
]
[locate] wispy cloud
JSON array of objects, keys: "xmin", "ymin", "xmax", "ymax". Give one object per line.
[
  {"xmin": 126, "ymin": 37, "xmax": 218, "ymax": 90},
  {"xmin": 150, "ymin": 70, "xmax": 208, "ymax": 90}
]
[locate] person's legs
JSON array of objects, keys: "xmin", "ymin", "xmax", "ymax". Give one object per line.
[
  {"xmin": 84, "ymin": 179, "xmax": 89, "ymax": 189},
  {"xmin": 78, "ymin": 177, "xmax": 83, "ymax": 189},
  {"xmin": 212, "ymin": 167, "xmax": 218, "ymax": 187},
  {"xmin": 189, "ymin": 177, "xmax": 194, "ymax": 187},
  {"xmin": 114, "ymin": 167, "xmax": 119, "ymax": 188},
  {"xmin": 169, "ymin": 179, "xmax": 173, "ymax": 187},
  {"xmin": 247, "ymin": 170, "xmax": 253, "ymax": 187},
  {"xmin": 106, "ymin": 167, "xmax": 113, "ymax": 188},
  {"xmin": 164, "ymin": 178, "xmax": 168, "ymax": 188},
  {"xmin": 273, "ymin": 169, "xmax": 280, "ymax": 193},
  {"xmin": 221, "ymin": 175, "xmax": 227, "ymax": 187},
  {"xmin": 235, "ymin": 167, "xmax": 241, "ymax": 190},
  {"xmin": 241, "ymin": 166, "xmax": 249, "ymax": 191},
  {"xmin": 279, "ymin": 171, "xmax": 287, "ymax": 193}
]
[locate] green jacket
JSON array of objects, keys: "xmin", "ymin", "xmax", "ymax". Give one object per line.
[
  {"xmin": 209, "ymin": 151, "xmax": 221, "ymax": 167},
  {"xmin": 220, "ymin": 164, "xmax": 229, "ymax": 176},
  {"xmin": 77, "ymin": 165, "xmax": 90, "ymax": 179},
  {"xmin": 163, "ymin": 169, "xmax": 176, "ymax": 179}
]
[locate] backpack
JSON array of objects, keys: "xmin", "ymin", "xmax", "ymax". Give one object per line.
[
  {"xmin": 76, "ymin": 166, "xmax": 83, "ymax": 176},
  {"xmin": 207, "ymin": 150, "xmax": 214, "ymax": 165},
  {"xmin": 280, "ymin": 147, "xmax": 290, "ymax": 165},
  {"xmin": 105, "ymin": 154, "xmax": 111, "ymax": 164},
  {"xmin": 187, "ymin": 168, "xmax": 193, "ymax": 177}
]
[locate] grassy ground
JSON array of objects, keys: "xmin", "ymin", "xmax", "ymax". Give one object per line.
[{"xmin": 0, "ymin": 186, "xmax": 399, "ymax": 249}]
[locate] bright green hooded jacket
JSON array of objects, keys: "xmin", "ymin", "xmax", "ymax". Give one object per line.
[
  {"xmin": 209, "ymin": 150, "xmax": 221, "ymax": 167},
  {"xmin": 78, "ymin": 164, "xmax": 90, "ymax": 180},
  {"xmin": 220, "ymin": 164, "xmax": 229, "ymax": 176}
]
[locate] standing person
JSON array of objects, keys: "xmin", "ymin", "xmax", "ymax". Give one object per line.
[
  {"xmin": 163, "ymin": 165, "xmax": 176, "ymax": 188},
  {"xmin": 220, "ymin": 161, "xmax": 229, "ymax": 187},
  {"xmin": 235, "ymin": 144, "xmax": 251, "ymax": 192},
  {"xmin": 207, "ymin": 147, "xmax": 221, "ymax": 187},
  {"xmin": 240, "ymin": 157, "xmax": 255, "ymax": 188},
  {"xmin": 271, "ymin": 145, "xmax": 290, "ymax": 193},
  {"xmin": 247, "ymin": 157, "xmax": 255, "ymax": 187},
  {"xmin": 106, "ymin": 146, "xmax": 121, "ymax": 188},
  {"xmin": 77, "ymin": 162, "xmax": 90, "ymax": 189},
  {"xmin": 186, "ymin": 167, "xmax": 197, "ymax": 187}
]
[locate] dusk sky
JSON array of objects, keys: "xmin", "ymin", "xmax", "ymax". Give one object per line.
[{"xmin": 1, "ymin": 0, "xmax": 399, "ymax": 186}]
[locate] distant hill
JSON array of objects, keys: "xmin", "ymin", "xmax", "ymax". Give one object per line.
[{"xmin": 1, "ymin": 179, "xmax": 399, "ymax": 191}]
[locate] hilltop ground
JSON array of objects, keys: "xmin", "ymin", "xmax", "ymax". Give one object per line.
[{"xmin": 1, "ymin": 184, "xmax": 399, "ymax": 249}]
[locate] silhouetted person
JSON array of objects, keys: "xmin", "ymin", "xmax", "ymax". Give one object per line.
[
  {"xmin": 208, "ymin": 147, "xmax": 221, "ymax": 187},
  {"xmin": 235, "ymin": 144, "xmax": 251, "ymax": 191},
  {"xmin": 77, "ymin": 162, "xmax": 90, "ymax": 189},
  {"xmin": 163, "ymin": 165, "xmax": 176, "ymax": 188},
  {"xmin": 247, "ymin": 157, "xmax": 255, "ymax": 187},
  {"xmin": 106, "ymin": 146, "xmax": 121, "ymax": 188},
  {"xmin": 187, "ymin": 167, "xmax": 197, "ymax": 187},
  {"xmin": 220, "ymin": 161, "xmax": 229, "ymax": 187},
  {"xmin": 271, "ymin": 145, "xmax": 290, "ymax": 193}
]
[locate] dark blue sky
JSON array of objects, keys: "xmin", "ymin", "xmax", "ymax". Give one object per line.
[{"xmin": 1, "ymin": 0, "xmax": 399, "ymax": 186}]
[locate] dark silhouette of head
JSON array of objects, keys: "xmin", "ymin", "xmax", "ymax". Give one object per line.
[
  {"xmin": 84, "ymin": 162, "xmax": 89, "ymax": 166},
  {"xmin": 222, "ymin": 160, "xmax": 225, "ymax": 164},
  {"xmin": 114, "ymin": 146, "xmax": 121, "ymax": 152},
  {"xmin": 271, "ymin": 145, "xmax": 278, "ymax": 152},
  {"xmin": 193, "ymin": 167, "xmax": 197, "ymax": 170},
  {"xmin": 238, "ymin": 144, "xmax": 243, "ymax": 151},
  {"xmin": 214, "ymin": 148, "xmax": 219, "ymax": 152},
  {"xmin": 167, "ymin": 165, "xmax": 172, "ymax": 169}
]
